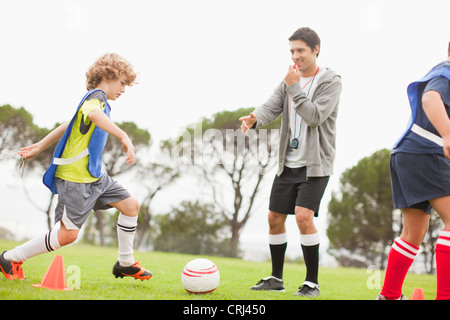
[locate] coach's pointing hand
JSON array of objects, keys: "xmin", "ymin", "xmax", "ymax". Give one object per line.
[{"xmin": 239, "ymin": 113, "xmax": 257, "ymax": 134}]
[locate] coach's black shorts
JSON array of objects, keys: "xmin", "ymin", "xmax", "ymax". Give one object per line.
[
  {"xmin": 390, "ymin": 152, "xmax": 450, "ymax": 214},
  {"xmin": 269, "ymin": 166, "xmax": 329, "ymax": 217}
]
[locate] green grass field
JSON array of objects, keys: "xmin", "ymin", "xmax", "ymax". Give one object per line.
[{"xmin": 0, "ymin": 239, "xmax": 437, "ymax": 301}]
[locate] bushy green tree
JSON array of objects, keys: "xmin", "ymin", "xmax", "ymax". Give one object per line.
[{"xmin": 327, "ymin": 149, "xmax": 395, "ymax": 268}]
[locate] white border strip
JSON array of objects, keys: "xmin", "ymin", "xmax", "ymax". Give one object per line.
[
  {"xmin": 53, "ymin": 148, "xmax": 89, "ymax": 165},
  {"xmin": 411, "ymin": 124, "xmax": 443, "ymax": 147}
]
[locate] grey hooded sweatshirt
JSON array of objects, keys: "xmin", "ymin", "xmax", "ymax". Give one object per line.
[{"xmin": 253, "ymin": 68, "xmax": 342, "ymax": 177}]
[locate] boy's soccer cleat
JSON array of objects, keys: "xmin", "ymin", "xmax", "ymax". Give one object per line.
[
  {"xmin": 0, "ymin": 251, "xmax": 27, "ymax": 280},
  {"xmin": 112, "ymin": 261, "xmax": 152, "ymax": 281},
  {"xmin": 293, "ymin": 281, "xmax": 320, "ymax": 297},
  {"xmin": 376, "ymin": 294, "xmax": 408, "ymax": 300},
  {"xmin": 249, "ymin": 276, "xmax": 285, "ymax": 292}
]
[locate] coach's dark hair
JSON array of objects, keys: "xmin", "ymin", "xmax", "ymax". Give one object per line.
[{"xmin": 289, "ymin": 27, "xmax": 321, "ymax": 57}]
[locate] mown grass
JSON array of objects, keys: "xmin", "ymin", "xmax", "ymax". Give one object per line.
[{"xmin": 0, "ymin": 240, "xmax": 437, "ymax": 300}]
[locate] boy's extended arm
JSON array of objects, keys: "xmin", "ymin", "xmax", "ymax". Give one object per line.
[
  {"xmin": 88, "ymin": 109, "xmax": 135, "ymax": 165},
  {"xmin": 18, "ymin": 122, "xmax": 69, "ymax": 160},
  {"xmin": 422, "ymin": 90, "xmax": 450, "ymax": 159}
]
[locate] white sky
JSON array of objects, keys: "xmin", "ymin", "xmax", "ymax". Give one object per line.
[{"xmin": 0, "ymin": 0, "xmax": 449, "ymax": 262}]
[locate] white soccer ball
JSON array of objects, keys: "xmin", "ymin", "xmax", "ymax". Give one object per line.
[{"xmin": 181, "ymin": 258, "xmax": 220, "ymax": 294}]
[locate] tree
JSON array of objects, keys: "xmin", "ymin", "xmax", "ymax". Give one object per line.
[
  {"xmin": 103, "ymin": 121, "xmax": 151, "ymax": 176},
  {"xmin": 328, "ymin": 148, "xmax": 443, "ymax": 271},
  {"xmin": 327, "ymin": 149, "xmax": 396, "ymax": 268},
  {"xmin": 0, "ymin": 104, "xmax": 58, "ymax": 230},
  {"xmin": 164, "ymin": 107, "xmax": 280, "ymax": 257},
  {"xmin": 0, "ymin": 227, "xmax": 14, "ymax": 240},
  {"xmin": 134, "ymin": 162, "xmax": 180, "ymax": 249},
  {"xmin": 0, "ymin": 104, "xmax": 40, "ymax": 160},
  {"xmin": 20, "ymin": 124, "xmax": 58, "ymax": 230},
  {"xmin": 153, "ymin": 200, "xmax": 229, "ymax": 255}
]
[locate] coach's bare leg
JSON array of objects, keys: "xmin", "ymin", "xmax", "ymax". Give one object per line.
[
  {"xmin": 295, "ymin": 206, "xmax": 320, "ymax": 289},
  {"xmin": 400, "ymin": 208, "xmax": 430, "ymax": 247},
  {"xmin": 268, "ymin": 210, "xmax": 288, "ymax": 235},
  {"xmin": 266, "ymin": 210, "xmax": 288, "ymax": 283},
  {"xmin": 295, "ymin": 206, "xmax": 317, "ymax": 235}
]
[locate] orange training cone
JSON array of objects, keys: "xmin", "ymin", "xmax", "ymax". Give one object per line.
[
  {"xmin": 410, "ymin": 287, "xmax": 425, "ymax": 300},
  {"xmin": 32, "ymin": 255, "xmax": 70, "ymax": 291}
]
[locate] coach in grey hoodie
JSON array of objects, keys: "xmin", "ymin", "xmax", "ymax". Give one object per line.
[
  {"xmin": 241, "ymin": 27, "xmax": 342, "ymax": 297},
  {"xmin": 253, "ymin": 65, "xmax": 341, "ymax": 177}
]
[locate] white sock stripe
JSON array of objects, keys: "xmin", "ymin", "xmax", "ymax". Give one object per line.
[
  {"xmin": 439, "ymin": 230, "xmax": 450, "ymax": 238},
  {"xmin": 44, "ymin": 231, "xmax": 54, "ymax": 252},
  {"xmin": 394, "ymin": 237, "xmax": 419, "ymax": 254},
  {"xmin": 300, "ymin": 232, "xmax": 320, "ymax": 246},
  {"xmin": 268, "ymin": 233, "xmax": 287, "ymax": 245},
  {"xmin": 392, "ymin": 242, "xmax": 416, "ymax": 260},
  {"xmin": 117, "ymin": 223, "xmax": 136, "ymax": 232},
  {"xmin": 437, "ymin": 238, "xmax": 450, "ymax": 247},
  {"xmin": 117, "ymin": 213, "xmax": 137, "ymax": 233},
  {"xmin": 44, "ymin": 229, "xmax": 62, "ymax": 252}
]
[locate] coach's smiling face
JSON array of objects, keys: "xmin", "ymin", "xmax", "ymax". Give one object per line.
[{"xmin": 289, "ymin": 39, "xmax": 319, "ymax": 78}]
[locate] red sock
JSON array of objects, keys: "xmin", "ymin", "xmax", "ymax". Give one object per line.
[
  {"xmin": 436, "ymin": 230, "xmax": 450, "ymax": 300},
  {"xmin": 380, "ymin": 237, "xmax": 419, "ymax": 299}
]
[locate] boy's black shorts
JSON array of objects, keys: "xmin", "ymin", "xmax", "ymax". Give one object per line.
[{"xmin": 269, "ymin": 166, "xmax": 329, "ymax": 217}]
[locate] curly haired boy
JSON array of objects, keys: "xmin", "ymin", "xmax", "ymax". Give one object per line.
[{"xmin": 0, "ymin": 53, "xmax": 152, "ymax": 281}]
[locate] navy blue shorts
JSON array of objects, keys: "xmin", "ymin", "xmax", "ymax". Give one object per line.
[
  {"xmin": 269, "ymin": 166, "xmax": 329, "ymax": 217},
  {"xmin": 390, "ymin": 152, "xmax": 450, "ymax": 214}
]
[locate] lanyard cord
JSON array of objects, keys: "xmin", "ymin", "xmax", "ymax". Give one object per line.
[{"xmin": 293, "ymin": 67, "xmax": 320, "ymax": 140}]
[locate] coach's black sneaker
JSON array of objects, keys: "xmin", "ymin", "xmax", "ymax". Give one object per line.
[
  {"xmin": 250, "ymin": 276, "xmax": 285, "ymax": 292},
  {"xmin": 293, "ymin": 281, "xmax": 320, "ymax": 297},
  {"xmin": 112, "ymin": 261, "xmax": 152, "ymax": 281}
]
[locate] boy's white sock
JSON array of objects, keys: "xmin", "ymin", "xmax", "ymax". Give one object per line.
[
  {"xmin": 117, "ymin": 213, "xmax": 137, "ymax": 267},
  {"xmin": 4, "ymin": 230, "xmax": 61, "ymax": 262}
]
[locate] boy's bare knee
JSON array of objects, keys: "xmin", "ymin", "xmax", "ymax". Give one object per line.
[
  {"xmin": 109, "ymin": 197, "xmax": 140, "ymax": 217},
  {"xmin": 58, "ymin": 229, "xmax": 79, "ymax": 246},
  {"xmin": 125, "ymin": 197, "xmax": 140, "ymax": 216}
]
